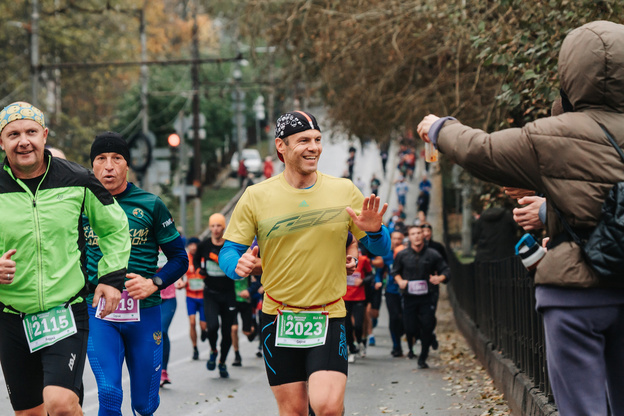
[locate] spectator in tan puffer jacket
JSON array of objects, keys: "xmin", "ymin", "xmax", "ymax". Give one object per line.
[{"xmin": 417, "ymin": 20, "xmax": 624, "ymax": 416}]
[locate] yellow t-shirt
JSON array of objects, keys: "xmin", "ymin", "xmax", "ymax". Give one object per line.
[{"xmin": 224, "ymin": 171, "xmax": 366, "ymax": 318}]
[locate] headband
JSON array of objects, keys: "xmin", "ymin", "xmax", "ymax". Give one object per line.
[
  {"xmin": 0, "ymin": 102, "xmax": 46, "ymax": 134},
  {"xmin": 275, "ymin": 111, "xmax": 320, "ymax": 139},
  {"xmin": 274, "ymin": 111, "xmax": 321, "ymax": 162}
]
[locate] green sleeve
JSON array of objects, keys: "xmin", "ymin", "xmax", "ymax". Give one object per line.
[{"xmin": 84, "ymin": 187, "xmax": 131, "ymax": 291}]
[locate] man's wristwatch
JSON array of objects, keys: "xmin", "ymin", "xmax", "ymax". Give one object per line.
[
  {"xmin": 151, "ymin": 276, "xmax": 164, "ymax": 289},
  {"xmin": 353, "ymin": 258, "xmax": 359, "ymax": 268}
]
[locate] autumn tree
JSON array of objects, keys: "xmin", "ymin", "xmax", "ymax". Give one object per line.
[{"xmin": 239, "ymin": 0, "xmax": 623, "ymax": 141}]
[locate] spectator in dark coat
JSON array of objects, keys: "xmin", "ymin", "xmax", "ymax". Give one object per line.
[{"xmin": 472, "ymin": 195, "xmax": 519, "ymax": 262}]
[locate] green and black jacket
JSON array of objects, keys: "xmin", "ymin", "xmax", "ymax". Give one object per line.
[{"xmin": 0, "ymin": 150, "xmax": 131, "ymax": 314}]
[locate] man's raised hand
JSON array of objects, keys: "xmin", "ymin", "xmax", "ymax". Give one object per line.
[{"xmin": 346, "ymin": 194, "xmax": 388, "ymax": 232}]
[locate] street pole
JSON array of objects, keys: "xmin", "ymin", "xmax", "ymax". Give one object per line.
[
  {"xmin": 139, "ymin": 5, "xmax": 151, "ymax": 191},
  {"xmin": 267, "ymin": 87, "xmax": 275, "ymax": 155},
  {"xmin": 140, "ymin": 7, "xmax": 148, "ymax": 135},
  {"xmin": 233, "ymin": 63, "xmax": 244, "ymax": 160},
  {"xmin": 53, "ymin": 0, "xmax": 61, "ymax": 124},
  {"xmin": 176, "ymin": 112, "xmax": 188, "ymax": 236},
  {"xmin": 253, "ymin": 95, "xmax": 265, "ymax": 147},
  {"xmin": 31, "ymin": 0, "xmax": 40, "ymax": 107},
  {"xmin": 191, "ymin": 0, "xmax": 202, "ymax": 235}
]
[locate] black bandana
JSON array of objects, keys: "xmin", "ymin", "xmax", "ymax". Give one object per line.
[{"xmin": 274, "ymin": 111, "xmax": 321, "ymax": 139}]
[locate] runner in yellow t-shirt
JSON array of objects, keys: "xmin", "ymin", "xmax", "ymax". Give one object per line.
[{"xmin": 219, "ymin": 111, "xmax": 391, "ymax": 416}]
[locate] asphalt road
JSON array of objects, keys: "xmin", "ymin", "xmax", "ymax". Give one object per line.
[{"xmin": 78, "ymin": 288, "xmax": 478, "ymax": 416}]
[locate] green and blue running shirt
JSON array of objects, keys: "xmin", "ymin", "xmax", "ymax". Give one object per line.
[{"xmin": 84, "ymin": 183, "xmax": 179, "ymax": 308}]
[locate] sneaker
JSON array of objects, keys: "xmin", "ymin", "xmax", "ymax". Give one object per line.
[
  {"xmin": 160, "ymin": 369, "xmax": 171, "ymax": 387},
  {"xmin": 256, "ymin": 350, "xmax": 263, "ymax": 358},
  {"xmin": 407, "ymin": 350, "xmax": 416, "ymax": 359},
  {"xmin": 207, "ymin": 350, "xmax": 217, "ymax": 371},
  {"xmin": 368, "ymin": 335, "xmax": 376, "ymax": 347},
  {"xmin": 247, "ymin": 327, "xmax": 257, "ymax": 342},
  {"xmin": 418, "ymin": 360, "xmax": 429, "ymax": 369},
  {"xmin": 232, "ymin": 352, "xmax": 242, "ymax": 367},
  {"xmin": 200, "ymin": 330, "xmax": 208, "ymax": 342},
  {"xmin": 347, "ymin": 353, "xmax": 356, "ymax": 363},
  {"xmin": 192, "ymin": 346, "xmax": 199, "ymax": 360},
  {"xmin": 391, "ymin": 349, "xmax": 404, "ymax": 358},
  {"xmin": 358, "ymin": 343, "xmax": 367, "ymax": 358},
  {"xmin": 218, "ymin": 362, "xmax": 229, "ymax": 378},
  {"xmin": 432, "ymin": 334, "xmax": 439, "ymax": 350}
]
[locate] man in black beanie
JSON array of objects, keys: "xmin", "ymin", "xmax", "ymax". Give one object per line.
[
  {"xmin": 84, "ymin": 131, "xmax": 188, "ymax": 414},
  {"xmin": 90, "ymin": 131, "xmax": 131, "ymax": 166}
]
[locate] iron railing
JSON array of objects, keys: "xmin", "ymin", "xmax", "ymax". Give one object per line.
[{"xmin": 446, "ymin": 252, "xmax": 554, "ymax": 402}]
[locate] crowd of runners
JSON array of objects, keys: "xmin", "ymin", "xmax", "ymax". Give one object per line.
[{"xmin": 0, "ymin": 102, "xmax": 449, "ymax": 416}]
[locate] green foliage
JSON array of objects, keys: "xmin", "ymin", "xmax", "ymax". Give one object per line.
[
  {"xmin": 468, "ymin": 0, "xmax": 623, "ymax": 127},
  {"xmin": 111, "ymin": 63, "xmax": 237, "ymax": 183},
  {"xmin": 3, "ymin": 0, "xmax": 624, "ymax": 183},
  {"xmin": 240, "ymin": 0, "xmax": 624, "ymax": 136}
]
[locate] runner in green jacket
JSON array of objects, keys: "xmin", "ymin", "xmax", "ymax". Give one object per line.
[{"xmin": 0, "ymin": 101, "xmax": 131, "ymax": 416}]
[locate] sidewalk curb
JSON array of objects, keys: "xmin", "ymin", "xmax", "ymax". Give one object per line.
[{"xmin": 448, "ymin": 288, "xmax": 558, "ymax": 416}]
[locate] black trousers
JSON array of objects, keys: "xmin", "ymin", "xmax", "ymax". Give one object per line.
[
  {"xmin": 344, "ymin": 300, "xmax": 366, "ymax": 352},
  {"xmin": 402, "ymin": 293, "xmax": 437, "ymax": 362},
  {"xmin": 385, "ymin": 292, "xmax": 404, "ymax": 351},
  {"xmin": 203, "ymin": 289, "xmax": 236, "ymax": 362}
]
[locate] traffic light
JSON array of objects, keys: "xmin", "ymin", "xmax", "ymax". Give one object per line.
[
  {"xmin": 168, "ymin": 133, "xmax": 181, "ymax": 170},
  {"xmin": 168, "ymin": 133, "xmax": 181, "ymax": 147}
]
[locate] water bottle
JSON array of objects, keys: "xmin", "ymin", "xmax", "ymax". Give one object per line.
[{"xmin": 515, "ymin": 233, "xmax": 545, "ymax": 271}]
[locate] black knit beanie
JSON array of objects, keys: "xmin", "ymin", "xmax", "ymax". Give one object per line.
[{"xmin": 90, "ymin": 131, "xmax": 130, "ymax": 165}]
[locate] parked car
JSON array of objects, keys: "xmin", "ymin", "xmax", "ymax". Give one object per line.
[{"xmin": 230, "ymin": 148, "xmax": 263, "ymax": 177}]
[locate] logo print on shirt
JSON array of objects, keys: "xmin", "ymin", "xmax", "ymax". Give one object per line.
[
  {"xmin": 133, "ymin": 208, "xmax": 144, "ymax": 218},
  {"xmin": 261, "ymin": 206, "xmax": 347, "ymax": 239},
  {"xmin": 153, "ymin": 331, "xmax": 163, "ymax": 345},
  {"xmin": 299, "ymin": 200, "xmax": 309, "ymax": 207}
]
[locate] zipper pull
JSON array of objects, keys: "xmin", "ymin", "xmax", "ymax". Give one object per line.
[{"xmin": 33, "ymin": 199, "xmax": 36, "ymax": 207}]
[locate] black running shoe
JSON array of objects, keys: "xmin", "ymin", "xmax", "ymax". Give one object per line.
[
  {"xmin": 391, "ymin": 349, "xmax": 404, "ymax": 358},
  {"xmin": 432, "ymin": 334, "xmax": 439, "ymax": 350},
  {"xmin": 247, "ymin": 327, "xmax": 257, "ymax": 342},
  {"xmin": 218, "ymin": 362, "xmax": 229, "ymax": 378},
  {"xmin": 207, "ymin": 350, "xmax": 217, "ymax": 371},
  {"xmin": 232, "ymin": 352, "xmax": 242, "ymax": 367}
]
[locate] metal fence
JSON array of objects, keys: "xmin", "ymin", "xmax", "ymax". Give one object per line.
[{"xmin": 446, "ymin": 251, "xmax": 554, "ymax": 402}]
